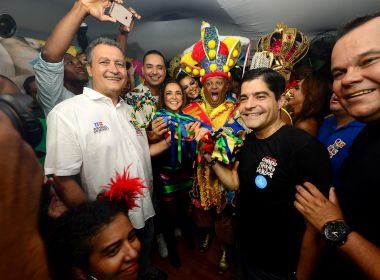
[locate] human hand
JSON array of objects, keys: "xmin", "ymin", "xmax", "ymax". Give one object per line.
[
  {"xmin": 195, "ymin": 127, "xmax": 210, "ymax": 142},
  {"xmin": 149, "ymin": 116, "xmax": 168, "ymax": 142},
  {"xmin": 184, "ymin": 121, "xmax": 201, "ymax": 140},
  {"xmin": 48, "ymin": 183, "xmax": 69, "ymax": 219},
  {"xmin": 294, "ymin": 182, "xmax": 344, "ymax": 232},
  {"xmin": 79, "ymin": 0, "xmax": 123, "ymax": 22},
  {"xmin": 127, "ymin": 63, "xmax": 137, "ymax": 77},
  {"xmin": 119, "ymin": 7, "xmax": 141, "ymax": 33}
]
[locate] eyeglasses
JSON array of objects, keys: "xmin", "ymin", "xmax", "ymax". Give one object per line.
[{"xmin": 182, "ymin": 79, "xmax": 196, "ymax": 91}]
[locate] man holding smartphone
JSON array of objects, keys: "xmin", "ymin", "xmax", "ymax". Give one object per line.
[
  {"xmin": 33, "ymin": 0, "xmax": 140, "ymax": 117},
  {"xmin": 38, "ymin": 1, "xmax": 167, "ymax": 280}
]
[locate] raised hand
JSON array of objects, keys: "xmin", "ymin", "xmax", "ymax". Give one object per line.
[
  {"xmin": 79, "ymin": 0, "xmax": 123, "ymax": 22},
  {"xmin": 119, "ymin": 6, "xmax": 141, "ymax": 33}
]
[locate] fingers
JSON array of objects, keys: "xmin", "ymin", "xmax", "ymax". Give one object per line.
[
  {"xmin": 152, "ymin": 117, "xmax": 167, "ymax": 129},
  {"xmin": 195, "ymin": 127, "xmax": 209, "ymax": 142},
  {"xmin": 187, "ymin": 121, "xmax": 201, "ymax": 131},
  {"xmin": 127, "ymin": 7, "xmax": 141, "ymax": 19},
  {"xmin": 302, "ymin": 181, "xmax": 323, "ymax": 196},
  {"xmin": 294, "ymin": 200, "xmax": 305, "ymax": 214},
  {"xmin": 328, "ymin": 187, "xmax": 340, "ymax": 208},
  {"xmin": 99, "ymin": 14, "xmax": 117, "ymax": 22}
]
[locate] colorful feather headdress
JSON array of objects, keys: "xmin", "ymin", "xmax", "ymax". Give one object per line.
[{"xmin": 99, "ymin": 166, "xmax": 146, "ymax": 209}]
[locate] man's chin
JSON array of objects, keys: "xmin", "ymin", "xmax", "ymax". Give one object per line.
[{"xmin": 146, "ymin": 79, "xmax": 163, "ymax": 87}]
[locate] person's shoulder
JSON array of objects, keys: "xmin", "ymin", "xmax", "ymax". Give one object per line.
[
  {"xmin": 130, "ymin": 83, "xmax": 149, "ymax": 94},
  {"xmin": 126, "ymin": 84, "xmax": 151, "ymax": 104},
  {"xmin": 294, "ymin": 118, "xmax": 319, "ymax": 136},
  {"xmin": 348, "ymin": 119, "xmax": 367, "ymax": 128},
  {"xmin": 321, "ymin": 114, "xmax": 335, "ymax": 125},
  {"xmin": 280, "ymin": 125, "xmax": 319, "ymax": 144},
  {"xmin": 49, "ymin": 94, "xmax": 85, "ymax": 115}
]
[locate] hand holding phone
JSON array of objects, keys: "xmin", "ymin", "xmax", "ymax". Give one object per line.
[{"xmin": 109, "ymin": 2, "xmax": 140, "ymax": 31}]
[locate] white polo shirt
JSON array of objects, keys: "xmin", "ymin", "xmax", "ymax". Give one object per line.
[{"xmin": 45, "ymin": 87, "xmax": 155, "ymax": 229}]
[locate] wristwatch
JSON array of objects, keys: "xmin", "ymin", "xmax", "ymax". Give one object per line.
[{"xmin": 322, "ymin": 220, "xmax": 351, "ymax": 246}]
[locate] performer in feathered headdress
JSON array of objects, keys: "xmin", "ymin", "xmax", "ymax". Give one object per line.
[{"xmin": 179, "ymin": 21, "xmax": 247, "ymax": 274}]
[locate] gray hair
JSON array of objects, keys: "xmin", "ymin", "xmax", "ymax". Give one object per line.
[{"xmin": 85, "ymin": 37, "xmax": 124, "ymax": 65}]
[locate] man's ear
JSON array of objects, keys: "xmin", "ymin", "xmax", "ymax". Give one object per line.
[
  {"xmin": 72, "ymin": 267, "xmax": 87, "ymax": 280},
  {"xmin": 86, "ymin": 65, "xmax": 92, "ymax": 78},
  {"xmin": 278, "ymin": 93, "xmax": 286, "ymax": 109}
]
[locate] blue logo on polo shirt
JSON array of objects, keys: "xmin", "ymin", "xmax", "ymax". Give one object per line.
[{"xmin": 93, "ymin": 121, "xmax": 109, "ymax": 134}]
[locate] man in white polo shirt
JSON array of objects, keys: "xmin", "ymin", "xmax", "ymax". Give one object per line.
[{"xmin": 44, "ymin": 4, "xmax": 167, "ymax": 276}]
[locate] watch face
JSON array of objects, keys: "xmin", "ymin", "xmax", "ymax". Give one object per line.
[{"xmin": 323, "ymin": 221, "xmax": 350, "ymax": 245}]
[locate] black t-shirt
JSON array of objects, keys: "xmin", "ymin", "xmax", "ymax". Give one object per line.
[
  {"xmin": 236, "ymin": 125, "xmax": 331, "ymax": 276},
  {"xmin": 317, "ymin": 123, "xmax": 380, "ymax": 280}
]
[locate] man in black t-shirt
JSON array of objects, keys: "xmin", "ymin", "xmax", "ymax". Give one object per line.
[
  {"xmin": 204, "ymin": 68, "xmax": 331, "ymax": 280},
  {"xmin": 294, "ymin": 11, "xmax": 380, "ymax": 280}
]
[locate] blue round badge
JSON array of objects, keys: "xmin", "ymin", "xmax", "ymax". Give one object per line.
[{"xmin": 255, "ymin": 175, "xmax": 267, "ymax": 189}]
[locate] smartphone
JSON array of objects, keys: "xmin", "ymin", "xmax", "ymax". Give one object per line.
[{"xmin": 108, "ymin": 2, "xmax": 135, "ymax": 28}]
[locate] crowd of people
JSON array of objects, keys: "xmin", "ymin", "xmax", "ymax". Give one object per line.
[{"xmin": 1, "ymin": 1, "xmax": 380, "ymax": 279}]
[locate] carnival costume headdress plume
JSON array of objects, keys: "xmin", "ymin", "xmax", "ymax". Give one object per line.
[
  {"xmin": 99, "ymin": 166, "xmax": 146, "ymax": 209},
  {"xmin": 254, "ymin": 22, "xmax": 309, "ymax": 77},
  {"xmin": 180, "ymin": 21, "xmax": 241, "ymax": 84}
]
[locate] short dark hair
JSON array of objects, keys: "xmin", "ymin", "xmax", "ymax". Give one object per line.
[
  {"xmin": 143, "ymin": 50, "xmax": 166, "ymax": 65},
  {"xmin": 157, "ymin": 78, "xmax": 187, "ymax": 111},
  {"xmin": 47, "ymin": 199, "xmax": 129, "ymax": 280},
  {"xmin": 86, "ymin": 37, "xmax": 124, "ymax": 65},
  {"xmin": 337, "ymin": 11, "xmax": 380, "ymax": 39},
  {"xmin": 23, "ymin": 75, "xmax": 35, "ymax": 96},
  {"xmin": 242, "ymin": 68, "xmax": 285, "ymax": 100}
]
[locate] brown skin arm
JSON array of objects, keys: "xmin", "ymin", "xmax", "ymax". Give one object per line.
[
  {"xmin": 149, "ymin": 134, "xmax": 170, "ymax": 157},
  {"xmin": 203, "ymin": 153, "xmax": 239, "ymax": 190},
  {"xmin": 296, "ymin": 222, "xmax": 325, "ymax": 280},
  {"xmin": 295, "ymin": 182, "xmax": 380, "ymax": 279},
  {"xmin": 42, "ymin": 0, "xmax": 121, "ymax": 62},
  {"xmin": 0, "ymin": 112, "xmax": 50, "ymax": 280},
  {"xmin": 53, "ymin": 175, "xmax": 87, "ymax": 207}
]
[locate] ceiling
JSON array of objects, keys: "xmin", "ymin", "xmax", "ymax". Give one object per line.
[{"xmin": 2, "ymin": 0, "xmax": 380, "ymax": 60}]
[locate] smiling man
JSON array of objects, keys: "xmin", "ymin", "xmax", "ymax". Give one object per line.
[
  {"xmin": 207, "ymin": 68, "xmax": 331, "ymax": 279},
  {"xmin": 44, "ymin": 36, "xmax": 163, "ymax": 280},
  {"xmin": 126, "ymin": 50, "xmax": 167, "ymax": 119},
  {"xmin": 294, "ymin": 11, "xmax": 380, "ymax": 280}
]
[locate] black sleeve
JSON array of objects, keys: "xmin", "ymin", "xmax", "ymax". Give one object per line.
[{"xmin": 292, "ymin": 140, "xmax": 332, "ymax": 197}]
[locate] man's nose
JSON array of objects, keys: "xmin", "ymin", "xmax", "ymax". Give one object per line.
[
  {"xmin": 245, "ymin": 97, "xmax": 256, "ymax": 108},
  {"xmin": 109, "ymin": 62, "xmax": 120, "ymax": 73},
  {"xmin": 341, "ymin": 67, "xmax": 363, "ymax": 86}
]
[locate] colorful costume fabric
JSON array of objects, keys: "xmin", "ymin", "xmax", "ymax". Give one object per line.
[{"xmin": 183, "ymin": 96, "xmax": 243, "ymax": 211}]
